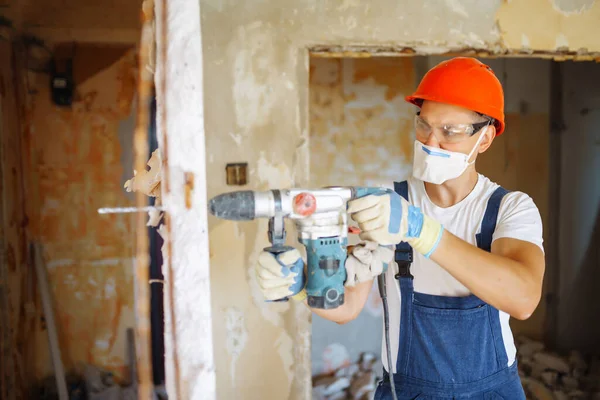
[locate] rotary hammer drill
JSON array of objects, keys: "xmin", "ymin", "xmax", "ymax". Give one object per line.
[{"xmin": 208, "ymin": 186, "xmax": 392, "ymax": 309}]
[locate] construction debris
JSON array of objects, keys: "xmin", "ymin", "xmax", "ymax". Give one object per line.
[
  {"xmin": 313, "ymin": 352, "xmax": 378, "ymax": 400},
  {"xmin": 124, "ymin": 148, "xmax": 162, "ymax": 200},
  {"xmin": 516, "ymin": 335, "xmax": 600, "ymax": 400},
  {"xmin": 124, "ymin": 148, "xmax": 164, "ymax": 227},
  {"xmin": 312, "ymin": 338, "xmax": 600, "ymax": 400}
]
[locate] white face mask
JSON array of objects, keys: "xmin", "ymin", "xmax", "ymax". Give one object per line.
[{"xmin": 412, "ymin": 128, "xmax": 488, "ymax": 185}]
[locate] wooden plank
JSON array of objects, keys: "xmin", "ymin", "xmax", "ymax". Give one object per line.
[
  {"xmin": 0, "ymin": 38, "xmax": 27, "ymax": 399},
  {"xmin": 133, "ymin": 0, "xmax": 155, "ymax": 398},
  {"xmin": 154, "ymin": 0, "xmax": 216, "ymax": 397}
]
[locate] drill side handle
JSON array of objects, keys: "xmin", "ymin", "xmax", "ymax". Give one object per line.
[{"xmin": 263, "ymin": 244, "xmax": 297, "ymax": 303}]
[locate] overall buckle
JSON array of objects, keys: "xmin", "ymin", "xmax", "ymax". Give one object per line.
[
  {"xmin": 395, "ymin": 261, "xmax": 412, "ymax": 279},
  {"xmin": 394, "ymin": 245, "xmax": 413, "ymax": 279}
]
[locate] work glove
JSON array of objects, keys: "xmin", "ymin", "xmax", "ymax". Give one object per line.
[
  {"xmin": 347, "ymin": 192, "xmax": 444, "ymax": 258},
  {"xmin": 255, "ymin": 248, "xmax": 307, "ymax": 302},
  {"xmin": 344, "ymin": 241, "xmax": 394, "ymax": 287}
]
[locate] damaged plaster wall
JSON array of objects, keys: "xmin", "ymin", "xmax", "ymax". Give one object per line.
[
  {"xmin": 21, "ymin": 44, "xmax": 138, "ymax": 382},
  {"xmin": 309, "ymin": 57, "xmax": 415, "ymax": 376},
  {"xmin": 201, "ymin": 0, "xmax": 599, "ymax": 398}
]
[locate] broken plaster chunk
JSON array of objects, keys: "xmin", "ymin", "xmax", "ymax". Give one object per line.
[
  {"xmin": 567, "ymin": 390, "xmax": 587, "ymax": 399},
  {"xmin": 328, "ymin": 392, "xmax": 347, "ymax": 400},
  {"xmin": 147, "ymin": 201, "xmax": 163, "ymax": 227},
  {"xmin": 569, "ymin": 350, "xmax": 588, "ymax": 372},
  {"xmin": 562, "ymin": 376, "xmax": 580, "ymax": 391},
  {"xmin": 541, "ymin": 370, "xmax": 559, "ymax": 387},
  {"xmin": 84, "ymin": 364, "xmax": 106, "ymax": 393},
  {"xmin": 321, "ymin": 377, "xmax": 350, "ymax": 397},
  {"xmin": 531, "ymin": 361, "xmax": 547, "ymax": 380},
  {"xmin": 124, "ymin": 149, "xmax": 162, "ymax": 199},
  {"xmin": 349, "ymin": 371, "xmax": 376, "ymax": 400},
  {"xmin": 312, "ymin": 386, "xmax": 327, "ymax": 400},
  {"xmin": 88, "ymin": 385, "xmax": 121, "ymax": 400},
  {"xmin": 359, "ymin": 352, "xmax": 377, "ymax": 372},
  {"xmin": 554, "ymin": 391, "xmax": 569, "ymax": 400},
  {"xmin": 520, "ymin": 377, "xmax": 555, "ymax": 400},
  {"xmin": 534, "ymin": 352, "xmax": 571, "ymax": 374},
  {"xmin": 519, "ymin": 339, "xmax": 545, "ymax": 358},
  {"xmin": 334, "ymin": 363, "xmax": 359, "ymax": 379},
  {"xmin": 519, "ymin": 356, "xmax": 534, "ymax": 376}
]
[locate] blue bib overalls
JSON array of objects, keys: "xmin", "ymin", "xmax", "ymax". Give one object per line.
[{"xmin": 374, "ymin": 181, "xmax": 526, "ymax": 400}]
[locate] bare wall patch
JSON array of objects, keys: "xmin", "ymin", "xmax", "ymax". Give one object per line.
[{"xmin": 551, "ymin": 0, "xmax": 595, "ymax": 15}]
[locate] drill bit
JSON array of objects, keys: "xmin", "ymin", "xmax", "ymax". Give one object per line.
[{"xmin": 97, "ymin": 206, "xmax": 165, "ymax": 214}]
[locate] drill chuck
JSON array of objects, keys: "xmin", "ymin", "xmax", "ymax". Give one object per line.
[{"xmin": 208, "ymin": 191, "xmax": 256, "ymax": 221}]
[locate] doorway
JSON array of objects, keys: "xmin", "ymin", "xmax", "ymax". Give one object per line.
[{"xmin": 308, "ymin": 54, "xmax": 600, "ymax": 399}]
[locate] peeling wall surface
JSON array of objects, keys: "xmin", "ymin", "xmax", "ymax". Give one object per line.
[
  {"xmin": 200, "ymin": 0, "xmax": 599, "ymax": 398},
  {"xmin": 309, "ymin": 57, "xmax": 415, "ymax": 188},
  {"xmin": 21, "ymin": 45, "xmax": 138, "ymax": 381},
  {"xmin": 309, "ymin": 57, "xmax": 415, "ymax": 376}
]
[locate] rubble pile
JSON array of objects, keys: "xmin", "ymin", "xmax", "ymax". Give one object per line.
[
  {"xmin": 312, "ymin": 337, "xmax": 600, "ymax": 400},
  {"xmin": 84, "ymin": 364, "xmax": 137, "ymax": 400},
  {"xmin": 312, "ymin": 352, "xmax": 379, "ymax": 400},
  {"xmin": 516, "ymin": 335, "xmax": 600, "ymax": 400}
]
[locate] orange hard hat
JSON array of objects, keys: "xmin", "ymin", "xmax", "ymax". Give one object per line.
[{"xmin": 405, "ymin": 57, "xmax": 505, "ymax": 136}]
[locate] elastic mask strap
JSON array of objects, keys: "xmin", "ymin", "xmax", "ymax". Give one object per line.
[{"xmin": 466, "ymin": 125, "xmax": 490, "ymax": 165}]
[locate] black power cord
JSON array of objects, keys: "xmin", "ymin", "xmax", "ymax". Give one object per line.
[{"xmin": 378, "ymin": 273, "xmax": 398, "ymax": 400}]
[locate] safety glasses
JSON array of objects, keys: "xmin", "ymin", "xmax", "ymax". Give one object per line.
[{"xmin": 414, "ymin": 113, "xmax": 492, "ymax": 144}]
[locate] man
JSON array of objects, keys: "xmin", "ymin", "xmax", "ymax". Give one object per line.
[{"xmin": 255, "ymin": 57, "xmax": 545, "ymax": 399}]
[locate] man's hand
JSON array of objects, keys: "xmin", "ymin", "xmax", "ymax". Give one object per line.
[
  {"xmin": 345, "ymin": 241, "xmax": 394, "ymax": 287},
  {"xmin": 255, "ymin": 249, "xmax": 307, "ymax": 301},
  {"xmin": 347, "ymin": 192, "xmax": 444, "ymax": 258}
]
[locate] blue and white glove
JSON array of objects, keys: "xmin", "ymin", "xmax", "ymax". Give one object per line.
[
  {"xmin": 347, "ymin": 192, "xmax": 444, "ymax": 258},
  {"xmin": 345, "ymin": 241, "xmax": 394, "ymax": 287},
  {"xmin": 255, "ymin": 249, "xmax": 307, "ymax": 301}
]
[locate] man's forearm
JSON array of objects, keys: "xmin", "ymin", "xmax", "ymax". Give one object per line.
[
  {"xmin": 429, "ymin": 230, "xmax": 544, "ymax": 320},
  {"xmin": 304, "ymin": 280, "xmax": 373, "ymax": 324}
]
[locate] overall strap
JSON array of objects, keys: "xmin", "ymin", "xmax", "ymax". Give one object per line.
[
  {"xmin": 393, "ymin": 181, "xmax": 413, "ymax": 278},
  {"xmin": 476, "ymin": 186, "xmax": 510, "ymax": 252}
]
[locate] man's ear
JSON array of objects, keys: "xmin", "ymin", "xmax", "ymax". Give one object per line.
[{"xmin": 478, "ymin": 125, "xmax": 496, "ymax": 153}]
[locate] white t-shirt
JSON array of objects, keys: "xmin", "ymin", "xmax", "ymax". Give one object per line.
[{"xmin": 381, "ymin": 174, "xmax": 544, "ymax": 373}]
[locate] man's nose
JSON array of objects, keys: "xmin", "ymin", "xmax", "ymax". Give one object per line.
[{"xmin": 424, "ymin": 131, "xmax": 441, "ymax": 148}]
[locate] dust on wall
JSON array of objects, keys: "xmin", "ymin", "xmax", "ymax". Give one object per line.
[
  {"xmin": 20, "ymin": 43, "xmax": 138, "ymax": 381},
  {"xmin": 202, "ymin": 0, "xmax": 598, "ymax": 398}
]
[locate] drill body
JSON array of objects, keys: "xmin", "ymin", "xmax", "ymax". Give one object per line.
[{"xmin": 209, "ymin": 186, "xmax": 391, "ymax": 309}]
